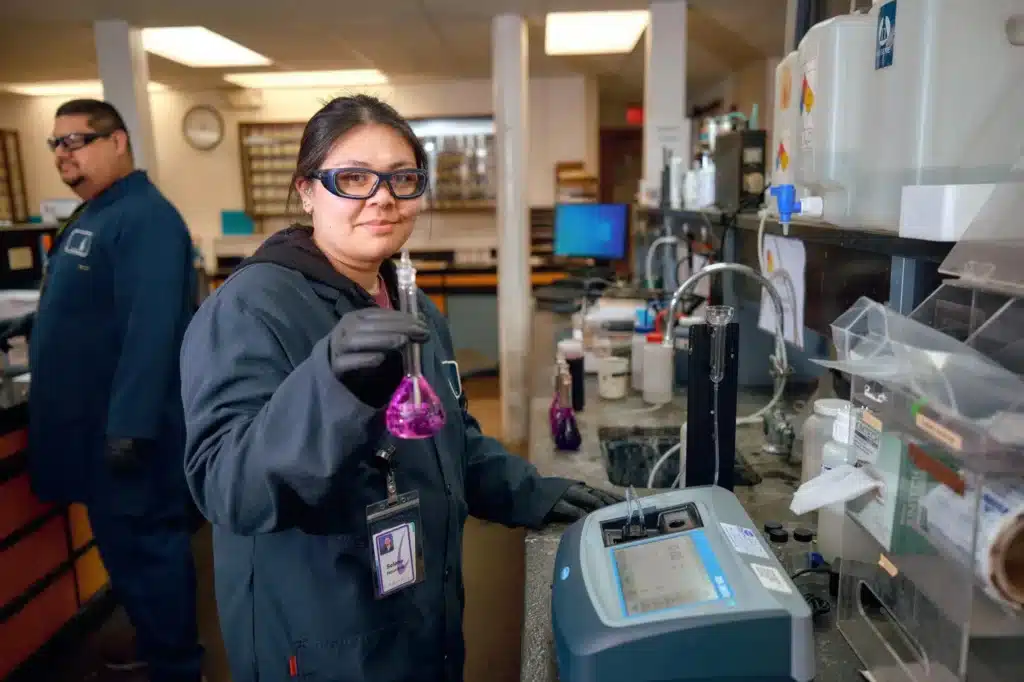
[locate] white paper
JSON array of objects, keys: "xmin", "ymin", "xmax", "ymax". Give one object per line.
[
  {"xmin": 373, "ymin": 522, "xmax": 417, "ymax": 595},
  {"xmin": 789, "ymin": 465, "xmax": 883, "ymax": 516},
  {"xmin": 720, "ymin": 522, "xmax": 770, "ymax": 559},
  {"xmin": 757, "ymin": 234, "xmax": 806, "ymax": 350},
  {"xmin": 750, "ymin": 563, "xmax": 793, "ymax": 594}
]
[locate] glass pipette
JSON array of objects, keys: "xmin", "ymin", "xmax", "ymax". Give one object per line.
[
  {"xmin": 705, "ymin": 306, "xmax": 735, "ymax": 487},
  {"xmin": 385, "ymin": 250, "xmax": 446, "ymax": 439}
]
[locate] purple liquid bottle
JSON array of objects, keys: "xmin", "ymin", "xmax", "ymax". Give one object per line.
[
  {"xmin": 386, "ymin": 251, "xmax": 446, "ymax": 440},
  {"xmin": 550, "ymin": 360, "xmax": 581, "ymax": 451}
]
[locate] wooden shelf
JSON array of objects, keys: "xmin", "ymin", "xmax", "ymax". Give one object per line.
[{"xmin": 0, "ymin": 131, "xmax": 29, "ymax": 224}]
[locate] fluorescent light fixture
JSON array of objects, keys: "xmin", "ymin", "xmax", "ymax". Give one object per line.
[
  {"xmin": 222, "ymin": 69, "xmax": 388, "ymax": 89},
  {"xmin": 141, "ymin": 27, "xmax": 271, "ymax": 68},
  {"xmin": 0, "ymin": 80, "xmax": 168, "ymax": 97},
  {"xmin": 545, "ymin": 11, "xmax": 650, "ymax": 56}
]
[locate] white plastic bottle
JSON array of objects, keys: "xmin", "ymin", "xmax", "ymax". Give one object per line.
[
  {"xmin": 642, "ymin": 333, "xmax": 674, "ymax": 405},
  {"xmin": 817, "ymin": 408, "xmax": 852, "ymax": 562},
  {"xmin": 697, "ymin": 153, "xmax": 716, "ymax": 209}
]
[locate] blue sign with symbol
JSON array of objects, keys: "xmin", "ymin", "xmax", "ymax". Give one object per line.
[
  {"xmin": 560, "ymin": 566, "xmax": 570, "ymax": 581},
  {"xmin": 875, "ymin": 1, "xmax": 897, "ymax": 70}
]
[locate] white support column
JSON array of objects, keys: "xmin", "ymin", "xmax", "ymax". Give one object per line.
[
  {"xmin": 94, "ymin": 20, "xmax": 158, "ymax": 177},
  {"xmin": 643, "ymin": 0, "xmax": 690, "ymax": 190},
  {"xmin": 492, "ymin": 14, "xmax": 530, "ymax": 446}
]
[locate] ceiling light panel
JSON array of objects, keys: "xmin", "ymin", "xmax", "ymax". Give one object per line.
[
  {"xmin": 141, "ymin": 27, "xmax": 271, "ymax": 68},
  {"xmin": 0, "ymin": 80, "xmax": 168, "ymax": 97},
  {"xmin": 222, "ymin": 70, "xmax": 388, "ymax": 89},
  {"xmin": 545, "ymin": 11, "xmax": 650, "ymax": 56}
]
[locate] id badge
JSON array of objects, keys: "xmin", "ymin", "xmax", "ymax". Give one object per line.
[{"xmin": 366, "ymin": 490, "xmax": 426, "ymax": 599}]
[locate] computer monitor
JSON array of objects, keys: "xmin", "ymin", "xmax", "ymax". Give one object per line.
[{"xmin": 553, "ymin": 203, "xmax": 629, "ymax": 262}]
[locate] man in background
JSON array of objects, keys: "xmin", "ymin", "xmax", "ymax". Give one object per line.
[{"xmin": 11, "ymin": 99, "xmax": 203, "ymax": 682}]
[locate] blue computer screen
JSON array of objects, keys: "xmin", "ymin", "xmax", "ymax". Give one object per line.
[{"xmin": 553, "ymin": 203, "xmax": 628, "ymax": 260}]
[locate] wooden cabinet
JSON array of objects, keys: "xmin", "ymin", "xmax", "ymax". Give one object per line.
[{"xmin": 0, "ymin": 131, "xmax": 29, "ymax": 223}]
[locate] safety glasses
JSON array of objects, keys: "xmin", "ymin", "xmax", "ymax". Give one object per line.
[
  {"xmin": 46, "ymin": 131, "xmax": 113, "ymax": 152},
  {"xmin": 310, "ymin": 167, "xmax": 428, "ymax": 200}
]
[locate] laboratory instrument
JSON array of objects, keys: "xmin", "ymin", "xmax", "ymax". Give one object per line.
[
  {"xmin": 712, "ymin": 129, "xmax": 767, "ymax": 214},
  {"xmin": 385, "ymin": 251, "xmax": 446, "ymax": 440},
  {"xmin": 646, "ymin": 263, "xmax": 791, "ymax": 491},
  {"xmin": 551, "ymin": 485, "xmax": 814, "ymax": 682},
  {"xmin": 552, "ymin": 362, "xmax": 582, "ymax": 452},
  {"xmin": 687, "ymin": 306, "xmax": 739, "ymax": 489},
  {"xmin": 819, "ymin": 191, "xmax": 1024, "ymax": 681},
  {"xmin": 553, "ymin": 203, "xmax": 630, "ymax": 263}
]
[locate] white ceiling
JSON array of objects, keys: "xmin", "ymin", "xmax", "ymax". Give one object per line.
[{"xmin": 0, "ymin": 0, "xmax": 787, "ymax": 103}]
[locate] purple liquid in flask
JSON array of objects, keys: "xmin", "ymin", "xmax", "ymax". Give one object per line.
[
  {"xmin": 386, "ymin": 250, "xmax": 446, "ymax": 440},
  {"xmin": 386, "ymin": 374, "xmax": 446, "ymax": 439}
]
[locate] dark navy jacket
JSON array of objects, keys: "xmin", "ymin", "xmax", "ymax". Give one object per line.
[
  {"xmin": 29, "ymin": 171, "xmax": 195, "ymax": 515},
  {"xmin": 180, "ymin": 226, "xmax": 572, "ymax": 682}
]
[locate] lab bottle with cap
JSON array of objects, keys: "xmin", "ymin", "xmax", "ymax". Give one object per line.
[
  {"xmin": 641, "ymin": 333, "xmax": 673, "ymax": 406},
  {"xmin": 557, "ymin": 339, "xmax": 585, "ymax": 412},
  {"xmin": 768, "ymin": 528, "xmax": 790, "ymax": 566},
  {"xmin": 791, "ymin": 528, "xmax": 815, "ymax": 573},
  {"xmin": 631, "ymin": 307, "xmax": 654, "ymax": 392},
  {"xmin": 800, "ymin": 399, "xmax": 850, "ymax": 484},
  {"xmin": 817, "ymin": 407, "xmax": 853, "ymax": 563},
  {"xmin": 763, "ymin": 521, "xmax": 784, "ymax": 543}
]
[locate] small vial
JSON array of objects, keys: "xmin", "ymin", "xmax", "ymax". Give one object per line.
[
  {"xmin": 768, "ymin": 528, "xmax": 790, "ymax": 566},
  {"xmin": 791, "ymin": 528, "xmax": 815, "ymax": 573},
  {"xmin": 763, "ymin": 521, "xmax": 784, "ymax": 542}
]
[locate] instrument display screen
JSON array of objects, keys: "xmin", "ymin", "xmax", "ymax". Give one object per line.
[{"xmin": 614, "ymin": 533, "xmax": 722, "ymax": 616}]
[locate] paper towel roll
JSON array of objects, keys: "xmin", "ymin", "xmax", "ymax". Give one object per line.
[{"xmin": 920, "ymin": 480, "xmax": 1024, "ymax": 609}]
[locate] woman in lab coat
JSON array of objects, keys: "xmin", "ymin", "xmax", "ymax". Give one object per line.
[{"xmin": 179, "ymin": 94, "xmax": 621, "ymax": 682}]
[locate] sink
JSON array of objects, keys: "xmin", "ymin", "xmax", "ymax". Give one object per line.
[{"xmin": 597, "ymin": 426, "xmax": 681, "ymax": 489}]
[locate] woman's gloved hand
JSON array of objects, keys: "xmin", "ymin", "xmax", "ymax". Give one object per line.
[
  {"xmin": 545, "ymin": 483, "xmax": 624, "ymax": 524},
  {"xmin": 328, "ymin": 307, "xmax": 431, "ymax": 407},
  {"xmin": 0, "ymin": 312, "xmax": 35, "ymax": 348}
]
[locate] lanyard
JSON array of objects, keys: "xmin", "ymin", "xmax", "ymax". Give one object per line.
[{"xmin": 372, "ymin": 441, "xmax": 399, "ymax": 504}]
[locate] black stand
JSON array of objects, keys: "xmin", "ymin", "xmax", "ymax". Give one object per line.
[{"xmin": 685, "ymin": 321, "xmax": 740, "ymax": 490}]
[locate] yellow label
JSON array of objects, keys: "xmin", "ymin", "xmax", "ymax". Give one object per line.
[
  {"xmin": 915, "ymin": 413, "xmax": 964, "ymax": 451},
  {"xmin": 878, "ymin": 554, "xmax": 898, "ymax": 578},
  {"xmin": 7, "ymin": 246, "xmax": 33, "ymax": 271},
  {"xmin": 780, "ymin": 66, "xmax": 792, "ymax": 109},
  {"xmin": 862, "ymin": 410, "xmax": 883, "ymax": 432}
]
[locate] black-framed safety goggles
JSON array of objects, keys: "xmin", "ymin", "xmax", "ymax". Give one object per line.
[
  {"xmin": 46, "ymin": 131, "xmax": 115, "ymax": 152},
  {"xmin": 310, "ymin": 167, "xmax": 428, "ymax": 200}
]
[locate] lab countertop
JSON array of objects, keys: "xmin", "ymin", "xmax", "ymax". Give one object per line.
[{"xmin": 519, "ymin": 311, "xmax": 864, "ymax": 682}]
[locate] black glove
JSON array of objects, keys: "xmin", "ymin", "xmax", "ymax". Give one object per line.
[
  {"xmin": 0, "ymin": 312, "xmax": 34, "ymax": 350},
  {"xmin": 544, "ymin": 483, "xmax": 624, "ymax": 524},
  {"xmin": 328, "ymin": 307, "xmax": 430, "ymax": 408},
  {"xmin": 105, "ymin": 438, "xmax": 152, "ymax": 475}
]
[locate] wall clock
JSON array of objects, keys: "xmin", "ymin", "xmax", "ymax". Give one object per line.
[{"xmin": 182, "ymin": 104, "xmax": 225, "ymax": 151}]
